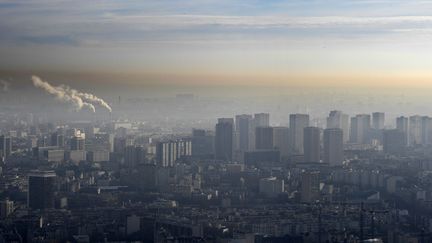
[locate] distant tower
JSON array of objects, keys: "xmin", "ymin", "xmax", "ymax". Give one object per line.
[
  {"xmin": 327, "ymin": 110, "xmax": 350, "ymax": 143},
  {"xmin": 255, "ymin": 126, "xmax": 274, "ymax": 150},
  {"xmin": 28, "ymin": 171, "xmax": 56, "ymax": 210},
  {"xmin": 301, "ymin": 171, "xmax": 320, "ymax": 203},
  {"xmin": 350, "ymin": 114, "xmax": 371, "ymax": 144},
  {"xmin": 323, "ymin": 128, "xmax": 343, "ymax": 166},
  {"xmin": 235, "ymin": 114, "xmax": 253, "ymax": 151},
  {"xmin": 289, "ymin": 114, "xmax": 310, "ymax": 154},
  {"xmin": 0, "ymin": 135, "xmax": 12, "ymax": 159},
  {"xmin": 409, "ymin": 115, "xmax": 422, "ymax": 146},
  {"xmin": 272, "ymin": 127, "xmax": 290, "ymax": 158},
  {"xmin": 372, "ymin": 112, "xmax": 385, "ymax": 130},
  {"xmin": 303, "ymin": 127, "xmax": 320, "ymax": 163},
  {"xmin": 215, "ymin": 118, "xmax": 234, "ymax": 161},
  {"xmin": 396, "ymin": 116, "xmax": 409, "ymax": 146},
  {"xmin": 254, "ymin": 113, "xmax": 270, "ymax": 127}
]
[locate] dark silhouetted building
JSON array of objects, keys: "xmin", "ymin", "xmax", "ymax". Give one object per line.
[
  {"xmin": 272, "ymin": 126, "xmax": 290, "ymax": 157},
  {"xmin": 215, "ymin": 118, "xmax": 234, "ymax": 161},
  {"xmin": 235, "ymin": 114, "xmax": 253, "ymax": 151},
  {"xmin": 28, "ymin": 171, "xmax": 56, "ymax": 210},
  {"xmin": 191, "ymin": 129, "xmax": 214, "ymax": 158},
  {"xmin": 255, "ymin": 126, "xmax": 273, "ymax": 150},
  {"xmin": 323, "ymin": 128, "xmax": 343, "ymax": 166},
  {"xmin": 303, "ymin": 127, "xmax": 320, "ymax": 163}
]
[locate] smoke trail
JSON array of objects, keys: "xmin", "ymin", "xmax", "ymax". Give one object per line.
[
  {"xmin": 60, "ymin": 85, "xmax": 112, "ymax": 112},
  {"xmin": 31, "ymin": 76, "xmax": 96, "ymax": 112},
  {"xmin": 0, "ymin": 79, "xmax": 10, "ymax": 92}
]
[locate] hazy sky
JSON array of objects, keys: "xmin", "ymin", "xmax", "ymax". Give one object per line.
[{"xmin": 1, "ymin": 0, "xmax": 432, "ymax": 87}]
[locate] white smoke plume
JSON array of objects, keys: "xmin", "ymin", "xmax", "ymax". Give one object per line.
[
  {"xmin": 60, "ymin": 85, "xmax": 112, "ymax": 112},
  {"xmin": 31, "ymin": 75, "xmax": 96, "ymax": 112},
  {"xmin": 0, "ymin": 79, "xmax": 10, "ymax": 92}
]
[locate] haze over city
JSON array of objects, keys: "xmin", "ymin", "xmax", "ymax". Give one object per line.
[{"xmin": 2, "ymin": 1, "xmax": 432, "ymax": 243}]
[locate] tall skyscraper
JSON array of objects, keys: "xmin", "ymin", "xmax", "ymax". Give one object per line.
[
  {"xmin": 289, "ymin": 114, "xmax": 310, "ymax": 154},
  {"xmin": 372, "ymin": 112, "xmax": 385, "ymax": 130},
  {"xmin": 300, "ymin": 171, "xmax": 320, "ymax": 203},
  {"xmin": 303, "ymin": 127, "xmax": 320, "ymax": 163},
  {"xmin": 235, "ymin": 114, "xmax": 253, "ymax": 151},
  {"xmin": 255, "ymin": 126, "xmax": 274, "ymax": 150},
  {"xmin": 350, "ymin": 114, "xmax": 371, "ymax": 144},
  {"xmin": 125, "ymin": 145, "xmax": 147, "ymax": 168},
  {"xmin": 28, "ymin": 171, "xmax": 56, "ymax": 210},
  {"xmin": 272, "ymin": 127, "xmax": 290, "ymax": 157},
  {"xmin": 396, "ymin": 116, "xmax": 409, "ymax": 146},
  {"xmin": 326, "ymin": 110, "xmax": 350, "ymax": 143},
  {"xmin": 215, "ymin": 118, "xmax": 234, "ymax": 161},
  {"xmin": 254, "ymin": 113, "xmax": 270, "ymax": 127},
  {"xmin": 191, "ymin": 129, "xmax": 214, "ymax": 158},
  {"xmin": 323, "ymin": 128, "xmax": 343, "ymax": 166},
  {"xmin": 409, "ymin": 115, "xmax": 422, "ymax": 146},
  {"xmin": 71, "ymin": 134, "xmax": 85, "ymax": 151},
  {"xmin": 0, "ymin": 135, "xmax": 11, "ymax": 159},
  {"xmin": 421, "ymin": 116, "xmax": 432, "ymax": 145},
  {"xmin": 383, "ymin": 129, "xmax": 406, "ymax": 154}
]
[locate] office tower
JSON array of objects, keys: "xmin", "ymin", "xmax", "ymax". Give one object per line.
[
  {"xmin": 396, "ymin": 116, "xmax": 409, "ymax": 146},
  {"xmin": 215, "ymin": 118, "xmax": 234, "ymax": 161},
  {"xmin": 50, "ymin": 132, "xmax": 64, "ymax": 147},
  {"xmin": 71, "ymin": 134, "xmax": 85, "ymax": 151},
  {"xmin": 350, "ymin": 114, "xmax": 371, "ymax": 144},
  {"xmin": 235, "ymin": 114, "xmax": 253, "ymax": 151},
  {"xmin": 323, "ymin": 128, "xmax": 343, "ymax": 166},
  {"xmin": 254, "ymin": 113, "xmax": 270, "ymax": 127},
  {"xmin": 326, "ymin": 110, "xmax": 350, "ymax": 142},
  {"xmin": 191, "ymin": 129, "xmax": 214, "ymax": 157},
  {"xmin": 255, "ymin": 126, "xmax": 274, "ymax": 150},
  {"xmin": 272, "ymin": 127, "xmax": 290, "ymax": 157},
  {"xmin": 0, "ymin": 135, "xmax": 11, "ymax": 159},
  {"xmin": 28, "ymin": 171, "xmax": 56, "ymax": 210},
  {"xmin": 383, "ymin": 129, "xmax": 406, "ymax": 154},
  {"xmin": 409, "ymin": 115, "xmax": 422, "ymax": 146},
  {"xmin": 251, "ymin": 113, "xmax": 269, "ymax": 150},
  {"xmin": 289, "ymin": 114, "xmax": 310, "ymax": 154},
  {"xmin": 303, "ymin": 127, "xmax": 320, "ymax": 163},
  {"xmin": 125, "ymin": 145, "xmax": 147, "ymax": 168},
  {"xmin": 300, "ymin": 171, "xmax": 320, "ymax": 203},
  {"xmin": 372, "ymin": 112, "xmax": 385, "ymax": 130},
  {"xmin": 156, "ymin": 139, "xmax": 192, "ymax": 167},
  {"xmin": 421, "ymin": 116, "xmax": 432, "ymax": 145}
]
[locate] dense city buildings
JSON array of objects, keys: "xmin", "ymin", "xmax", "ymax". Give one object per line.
[{"xmin": 0, "ymin": 108, "xmax": 431, "ymax": 242}]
